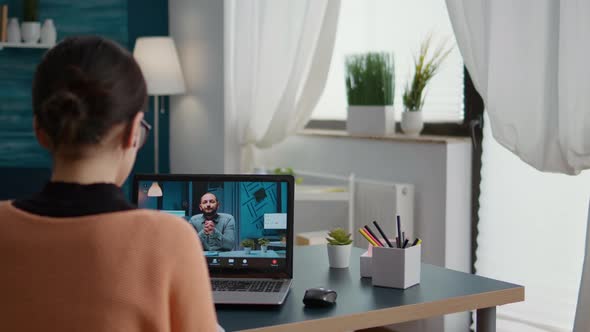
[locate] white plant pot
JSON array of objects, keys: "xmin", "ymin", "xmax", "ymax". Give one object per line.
[
  {"xmin": 261, "ymin": 245, "xmax": 268, "ymax": 253},
  {"xmin": 401, "ymin": 111, "xmax": 424, "ymax": 136},
  {"xmin": 21, "ymin": 22, "xmax": 40, "ymax": 44},
  {"xmin": 347, "ymin": 105, "xmax": 395, "ymax": 136},
  {"xmin": 7, "ymin": 18, "xmax": 21, "ymax": 43},
  {"xmin": 244, "ymin": 247, "xmax": 252, "ymax": 254},
  {"xmin": 327, "ymin": 244, "xmax": 352, "ymax": 268}
]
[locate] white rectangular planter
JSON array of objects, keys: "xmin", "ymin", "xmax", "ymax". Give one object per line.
[{"xmin": 347, "ymin": 105, "xmax": 395, "ymax": 136}]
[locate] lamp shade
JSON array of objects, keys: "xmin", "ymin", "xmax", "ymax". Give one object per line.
[
  {"xmin": 147, "ymin": 181, "xmax": 163, "ymax": 197},
  {"xmin": 133, "ymin": 37, "xmax": 186, "ymax": 95}
]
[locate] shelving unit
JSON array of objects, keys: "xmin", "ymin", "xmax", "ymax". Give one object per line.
[{"xmin": 0, "ymin": 42, "xmax": 54, "ymax": 50}]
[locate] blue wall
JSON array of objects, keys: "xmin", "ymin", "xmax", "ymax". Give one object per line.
[
  {"xmin": 161, "ymin": 181, "xmax": 186, "ymax": 211},
  {"xmin": 239, "ymin": 182, "xmax": 284, "ymax": 240},
  {"xmin": 0, "ymin": 0, "xmax": 169, "ymax": 200}
]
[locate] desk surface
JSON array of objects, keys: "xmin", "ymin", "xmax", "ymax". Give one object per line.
[{"xmin": 216, "ymin": 246, "xmax": 524, "ymax": 332}]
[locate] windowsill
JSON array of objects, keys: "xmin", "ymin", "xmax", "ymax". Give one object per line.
[{"xmin": 298, "ymin": 128, "xmax": 471, "ymax": 144}]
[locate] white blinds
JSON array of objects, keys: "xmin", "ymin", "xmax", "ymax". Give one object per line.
[{"xmin": 312, "ymin": 0, "xmax": 464, "ymax": 123}]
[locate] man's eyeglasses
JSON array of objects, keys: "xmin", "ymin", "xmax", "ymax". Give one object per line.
[{"xmin": 138, "ymin": 119, "xmax": 152, "ymax": 148}]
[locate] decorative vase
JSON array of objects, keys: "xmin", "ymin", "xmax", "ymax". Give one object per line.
[
  {"xmin": 244, "ymin": 247, "xmax": 252, "ymax": 255},
  {"xmin": 401, "ymin": 111, "xmax": 424, "ymax": 136},
  {"xmin": 347, "ymin": 105, "xmax": 395, "ymax": 136},
  {"xmin": 7, "ymin": 18, "xmax": 21, "ymax": 43},
  {"xmin": 40, "ymin": 19, "xmax": 57, "ymax": 45},
  {"xmin": 327, "ymin": 243, "xmax": 352, "ymax": 268},
  {"xmin": 21, "ymin": 21, "xmax": 40, "ymax": 44},
  {"xmin": 261, "ymin": 245, "xmax": 268, "ymax": 253}
]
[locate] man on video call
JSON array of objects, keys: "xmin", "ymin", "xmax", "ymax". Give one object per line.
[{"xmin": 189, "ymin": 192, "xmax": 236, "ymax": 251}]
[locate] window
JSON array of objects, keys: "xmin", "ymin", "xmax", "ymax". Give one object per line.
[{"xmin": 311, "ymin": 0, "xmax": 464, "ymax": 124}]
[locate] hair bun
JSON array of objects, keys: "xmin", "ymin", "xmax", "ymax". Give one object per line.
[
  {"xmin": 40, "ymin": 90, "xmax": 89, "ymax": 146},
  {"xmin": 32, "ymin": 36, "xmax": 148, "ymax": 152}
]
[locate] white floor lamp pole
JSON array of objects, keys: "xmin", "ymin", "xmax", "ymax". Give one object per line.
[
  {"xmin": 148, "ymin": 95, "xmax": 163, "ymax": 197},
  {"xmin": 147, "ymin": 95, "xmax": 163, "ymax": 197},
  {"xmin": 153, "ymin": 94, "xmax": 159, "ymax": 174}
]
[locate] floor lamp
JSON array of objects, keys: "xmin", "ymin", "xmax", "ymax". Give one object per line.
[{"xmin": 133, "ymin": 37, "xmax": 186, "ymax": 197}]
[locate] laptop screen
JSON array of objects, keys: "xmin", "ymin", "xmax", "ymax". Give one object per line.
[{"xmin": 132, "ymin": 174, "xmax": 294, "ymax": 278}]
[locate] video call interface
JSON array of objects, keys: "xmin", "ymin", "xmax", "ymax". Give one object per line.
[{"xmin": 137, "ymin": 180, "xmax": 289, "ymax": 271}]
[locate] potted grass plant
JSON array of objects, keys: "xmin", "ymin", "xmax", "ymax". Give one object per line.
[
  {"xmin": 401, "ymin": 35, "xmax": 453, "ymax": 136},
  {"xmin": 326, "ymin": 227, "xmax": 353, "ymax": 268},
  {"xmin": 241, "ymin": 239, "xmax": 255, "ymax": 255},
  {"xmin": 345, "ymin": 52, "xmax": 395, "ymax": 136},
  {"xmin": 258, "ymin": 238, "xmax": 270, "ymax": 253}
]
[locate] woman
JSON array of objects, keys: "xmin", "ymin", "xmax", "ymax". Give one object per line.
[{"xmin": 0, "ymin": 36, "xmax": 218, "ymax": 331}]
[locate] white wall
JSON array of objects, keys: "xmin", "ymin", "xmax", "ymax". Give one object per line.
[
  {"xmin": 169, "ymin": 0, "xmax": 225, "ymax": 173},
  {"xmin": 445, "ymin": 142, "xmax": 472, "ymax": 273}
]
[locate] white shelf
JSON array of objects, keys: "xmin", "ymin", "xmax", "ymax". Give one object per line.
[{"xmin": 0, "ymin": 42, "xmax": 54, "ymax": 50}]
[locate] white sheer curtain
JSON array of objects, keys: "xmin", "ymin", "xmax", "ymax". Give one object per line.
[
  {"xmin": 446, "ymin": 1, "xmax": 590, "ymax": 331},
  {"xmin": 224, "ymin": 0, "xmax": 341, "ymax": 173},
  {"xmin": 477, "ymin": 114, "xmax": 589, "ymax": 331},
  {"xmin": 446, "ymin": 0, "xmax": 590, "ymax": 174}
]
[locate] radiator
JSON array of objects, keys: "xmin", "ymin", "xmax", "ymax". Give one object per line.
[{"xmin": 352, "ymin": 178, "xmax": 414, "ymax": 249}]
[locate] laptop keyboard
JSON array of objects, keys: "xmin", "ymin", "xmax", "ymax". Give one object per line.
[{"xmin": 212, "ymin": 280, "xmax": 283, "ymax": 293}]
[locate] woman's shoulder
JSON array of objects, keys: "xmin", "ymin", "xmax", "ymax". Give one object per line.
[
  {"xmin": 0, "ymin": 202, "xmax": 189, "ymax": 229},
  {"xmin": 0, "ymin": 203, "xmax": 197, "ymax": 247},
  {"xmin": 94, "ymin": 209, "xmax": 202, "ymax": 259}
]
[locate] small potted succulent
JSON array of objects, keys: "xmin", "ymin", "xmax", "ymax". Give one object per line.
[
  {"xmin": 326, "ymin": 228, "xmax": 353, "ymax": 268},
  {"xmin": 241, "ymin": 239, "xmax": 255, "ymax": 255},
  {"xmin": 258, "ymin": 238, "xmax": 270, "ymax": 253},
  {"xmin": 401, "ymin": 34, "xmax": 452, "ymax": 136}
]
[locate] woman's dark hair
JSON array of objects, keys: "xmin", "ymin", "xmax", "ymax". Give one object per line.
[{"xmin": 32, "ymin": 35, "xmax": 147, "ymax": 150}]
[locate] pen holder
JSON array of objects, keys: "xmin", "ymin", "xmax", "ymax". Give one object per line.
[
  {"xmin": 360, "ymin": 249, "xmax": 372, "ymax": 277},
  {"xmin": 371, "ymin": 244, "xmax": 421, "ymax": 289}
]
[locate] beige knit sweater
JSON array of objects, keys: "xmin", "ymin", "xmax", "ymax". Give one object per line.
[{"xmin": 0, "ymin": 201, "xmax": 218, "ymax": 332}]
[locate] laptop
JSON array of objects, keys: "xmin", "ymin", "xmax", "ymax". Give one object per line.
[{"xmin": 133, "ymin": 174, "xmax": 294, "ymax": 305}]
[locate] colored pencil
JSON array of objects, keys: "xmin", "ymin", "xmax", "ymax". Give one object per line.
[
  {"xmin": 363, "ymin": 225, "xmax": 384, "ymax": 247},
  {"xmin": 358, "ymin": 228, "xmax": 379, "ymax": 247},
  {"xmin": 372, "ymin": 220, "xmax": 394, "ymax": 248}
]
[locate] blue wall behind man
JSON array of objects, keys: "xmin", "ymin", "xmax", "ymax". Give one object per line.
[
  {"xmin": 0, "ymin": 0, "xmax": 169, "ymax": 200},
  {"xmin": 239, "ymin": 182, "xmax": 284, "ymax": 241}
]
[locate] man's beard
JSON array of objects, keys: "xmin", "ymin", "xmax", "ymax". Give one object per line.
[{"xmin": 203, "ymin": 210, "xmax": 218, "ymax": 220}]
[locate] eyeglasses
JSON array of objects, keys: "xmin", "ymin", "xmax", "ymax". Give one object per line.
[{"xmin": 138, "ymin": 119, "xmax": 152, "ymax": 148}]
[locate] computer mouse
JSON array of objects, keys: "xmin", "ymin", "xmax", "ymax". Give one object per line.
[{"xmin": 303, "ymin": 287, "xmax": 337, "ymax": 307}]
